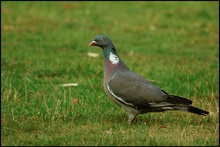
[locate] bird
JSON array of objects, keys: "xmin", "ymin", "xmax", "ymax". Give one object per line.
[{"xmin": 88, "ymin": 35, "xmax": 209, "ymax": 123}]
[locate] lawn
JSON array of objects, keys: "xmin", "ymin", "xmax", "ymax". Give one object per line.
[{"xmin": 1, "ymin": 1, "xmax": 219, "ymax": 146}]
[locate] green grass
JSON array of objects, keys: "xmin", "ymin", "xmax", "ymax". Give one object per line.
[{"xmin": 1, "ymin": 1, "xmax": 219, "ymax": 146}]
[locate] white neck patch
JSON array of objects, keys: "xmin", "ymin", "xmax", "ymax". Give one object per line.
[{"xmin": 109, "ymin": 52, "xmax": 120, "ymax": 64}]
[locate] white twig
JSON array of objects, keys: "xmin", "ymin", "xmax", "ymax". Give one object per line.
[
  {"xmin": 87, "ymin": 52, "xmax": 99, "ymax": 57},
  {"xmin": 60, "ymin": 83, "xmax": 78, "ymax": 87}
]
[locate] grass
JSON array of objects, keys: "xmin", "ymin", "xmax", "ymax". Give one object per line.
[{"xmin": 1, "ymin": 1, "xmax": 219, "ymax": 146}]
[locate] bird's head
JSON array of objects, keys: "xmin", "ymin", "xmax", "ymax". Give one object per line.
[{"xmin": 89, "ymin": 35, "xmax": 113, "ymax": 49}]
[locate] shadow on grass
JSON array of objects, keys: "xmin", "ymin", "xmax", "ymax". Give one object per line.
[{"xmin": 100, "ymin": 111, "xmax": 211, "ymax": 126}]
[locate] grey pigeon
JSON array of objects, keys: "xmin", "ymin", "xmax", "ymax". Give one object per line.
[{"xmin": 89, "ymin": 35, "xmax": 209, "ymax": 123}]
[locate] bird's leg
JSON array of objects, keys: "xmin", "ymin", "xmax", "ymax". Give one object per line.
[{"xmin": 126, "ymin": 112, "xmax": 137, "ymax": 124}]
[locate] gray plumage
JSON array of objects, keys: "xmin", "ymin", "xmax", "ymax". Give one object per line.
[{"xmin": 89, "ymin": 35, "xmax": 209, "ymax": 123}]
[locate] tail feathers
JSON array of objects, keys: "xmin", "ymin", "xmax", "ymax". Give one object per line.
[
  {"xmin": 166, "ymin": 94, "xmax": 192, "ymax": 105},
  {"xmin": 187, "ymin": 106, "xmax": 209, "ymax": 116},
  {"xmin": 148, "ymin": 103, "xmax": 209, "ymax": 116},
  {"xmin": 165, "ymin": 94, "xmax": 209, "ymax": 115}
]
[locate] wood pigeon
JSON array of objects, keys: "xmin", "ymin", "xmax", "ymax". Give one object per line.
[{"xmin": 89, "ymin": 35, "xmax": 209, "ymax": 123}]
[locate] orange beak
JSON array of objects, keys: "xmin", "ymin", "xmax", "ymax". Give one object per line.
[{"xmin": 89, "ymin": 41, "xmax": 96, "ymax": 46}]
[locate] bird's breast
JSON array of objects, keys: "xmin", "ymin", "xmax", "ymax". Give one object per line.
[{"xmin": 104, "ymin": 59, "xmax": 119, "ymax": 80}]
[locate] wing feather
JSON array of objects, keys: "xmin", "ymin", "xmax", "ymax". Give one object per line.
[{"xmin": 107, "ymin": 71, "xmax": 167, "ymax": 108}]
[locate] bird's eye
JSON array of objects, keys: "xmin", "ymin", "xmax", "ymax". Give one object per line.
[{"xmin": 100, "ymin": 38, "xmax": 103, "ymax": 42}]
